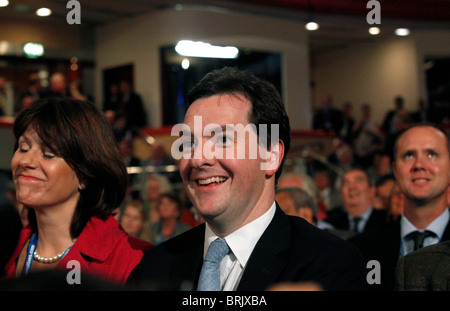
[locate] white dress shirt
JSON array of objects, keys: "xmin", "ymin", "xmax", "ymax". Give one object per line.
[
  {"xmin": 400, "ymin": 208, "xmax": 449, "ymax": 256},
  {"xmin": 202, "ymin": 201, "xmax": 276, "ymax": 291},
  {"xmin": 347, "ymin": 206, "xmax": 374, "ymax": 234}
]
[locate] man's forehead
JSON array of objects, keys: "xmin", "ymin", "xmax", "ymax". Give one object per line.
[
  {"xmin": 400, "ymin": 126, "xmax": 445, "ymax": 142},
  {"xmin": 399, "ymin": 128, "xmax": 446, "ymax": 148},
  {"xmin": 343, "ymin": 170, "xmax": 368, "ymax": 182},
  {"xmin": 184, "ymin": 94, "xmax": 250, "ymax": 118},
  {"xmin": 396, "ymin": 126, "xmax": 450, "ymax": 158}
]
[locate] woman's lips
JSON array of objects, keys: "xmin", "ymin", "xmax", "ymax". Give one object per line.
[{"xmin": 17, "ymin": 174, "xmax": 42, "ymax": 182}]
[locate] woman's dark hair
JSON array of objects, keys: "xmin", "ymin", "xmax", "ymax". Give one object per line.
[
  {"xmin": 156, "ymin": 192, "xmax": 181, "ymax": 211},
  {"xmin": 187, "ymin": 67, "xmax": 291, "ymax": 183},
  {"xmin": 13, "ymin": 97, "xmax": 128, "ymax": 237}
]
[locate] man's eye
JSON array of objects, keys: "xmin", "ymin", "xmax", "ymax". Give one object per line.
[
  {"xmin": 427, "ymin": 151, "xmax": 437, "ymax": 158},
  {"xmin": 180, "ymin": 140, "xmax": 195, "ymax": 152},
  {"xmin": 404, "ymin": 153, "xmax": 414, "ymax": 159},
  {"xmin": 216, "ymin": 135, "xmax": 233, "ymax": 146}
]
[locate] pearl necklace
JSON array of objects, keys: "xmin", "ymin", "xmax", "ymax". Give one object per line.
[
  {"xmin": 33, "ymin": 240, "xmax": 76, "ymax": 264},
  {"xmin": 34, "ymin": 251, "xmax": 65, "ymax": 263}
]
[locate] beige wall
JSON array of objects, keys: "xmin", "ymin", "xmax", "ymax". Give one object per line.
[
  {"xmin": 312, "ymin": 30, "xmax": 450, "ymax": 126},
  {"xmin": 312, "ymin": 37, "xmax": 420, "ymax": 125},
  {"xmin": 94, "ymin": 8, "xmax": 312, "ymax": 129}
]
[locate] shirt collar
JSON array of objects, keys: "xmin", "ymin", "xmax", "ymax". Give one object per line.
[
  {"xmin": 348, "ymin": 206, "xmax": 373, "ymax": 222},
  {"xmin": 203, "ymin": 201, "xmax": 276, "ymax": 268},
  {"xmin": 401, "ymin": 208, "xmax": 450, "ymax": 240}
]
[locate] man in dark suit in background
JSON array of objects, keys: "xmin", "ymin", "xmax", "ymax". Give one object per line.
[
  {"xmin": 325, "ymin": 168, "xmax": 388, "ymax": 237},
  {"xmin": 118, "ymin": 80, "xmax": 147, "ymax": 132},
  {"xmin": 312, "ymin": 95, "xmax": 343, "ymax": 136},
  {"xmin": 130, "ymin": 67, "xmax": 366, "ymax": 291},
  {"xmin": 350, "ymin": 123, "xmax": 450, "ymax": 291},
  {"xmin": 394, "ymin": 124, "xmax": 450, "ymax": 291}
]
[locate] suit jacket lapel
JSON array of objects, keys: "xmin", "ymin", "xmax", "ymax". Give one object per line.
[{"xmin": 237, "ymin": 205, "xmax": 291, "ymax": 290}]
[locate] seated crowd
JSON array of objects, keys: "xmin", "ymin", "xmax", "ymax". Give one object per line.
[{"xmin": 0, "ymin": 69, "xmax": 449, "ymax": 291}]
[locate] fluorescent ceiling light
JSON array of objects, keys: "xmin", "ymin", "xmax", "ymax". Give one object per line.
[
  {"xmin": 175, "ymin": 40, "xmax": 239, "ymax": 59},
  {"xmin": 305, "ymin": 22, "xmax": 319, "ymax": 31},
  {"xmin": 395, "ymin": 28, "xmax": 410, "ymax": 36},
  {"xmin": 36, "ymin": 8, "xmax": 52, "ymax": 16}
]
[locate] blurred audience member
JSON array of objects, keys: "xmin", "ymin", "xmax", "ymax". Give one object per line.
[
  {"xmin": 339, "ymin": 101, "xmax": 355, "ymax": 145},
  {"xmin": 150, "ymin": 193, "xmax": 190, "ymax": 245},
  {"xmin": 117, "ymin": 80, "xmax": 147, "ymax": 132},
  {"xmin": 352, "ymin": 104, "xmax": 383, "ymax": 169},
  {"xmin": 143, "ymin": 141, "xmax": 178, "ymax": 183},
  {"xmin": 313, "ymin": 95, "xmax": 343, "ymax": 136},
  {"xmin": 326, "ymin": 168, "xmax": 387, "ymax": 237},
  {"xmin": 39, "ymin": 72, "xmax": 67, "ymax": 99},
  {"xmin": 111, "ymin": 112, "xmax": 129, "ymax": 143},
  {"xmin": 144, "ymin": 174, "xmax": 173, "ymax": 224},
  {"xmin": 278, "ymin": 171, "xmax": 318, "ymax": 200},
  {"xmin": 367, "ymin": 150, "xmax": 392, "ymax": 185},
  {"xmin": 0, "ymin": 76, "xmax": 10, "ymax": 116},
  {"xmin": 313, "ymin": 167, "xmax": 342, "ymax": 219},
  {"xmin": 373, "ymin": 174, "xmax": 395, "ymax": 211},
  {"xmin": 147, "ymin": 141, "xmax": 176, "ymax": 167},
  {"xmin": 387, "ymin": 182, "xmax": 404, "ymax": 222},
  {"xmin": 409, "ymin": 98, "xmax": 435, "ymax": 123},
  {"xmin": 16, "ymin": 73, "xmax": 41, "ymax": 115},
  {"xmin": 104, "ymin": 83, "xmax": 121, "ymax": 113},
  {"xmin": 381, "ymin": 96, "xmax": 411, "ymax": 158},
  {"xmin": 22, "ymin": 73, "xmax": 41, "ymax": 101},
  {"xmin": 329, "ymin": 141, "xmax": 355, "ymax": 173},
  {"xmin": 120, "ymin": 201, "xmax": 153, "ymax": 243},
  {"xmin": 275, "ymin": 186, "xmax": 334, "ymax": 231}
]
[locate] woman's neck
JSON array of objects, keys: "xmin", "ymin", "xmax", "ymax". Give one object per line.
[{"xmin": 33, "ymin": 204, "xmax": 76, "ymax": 257}]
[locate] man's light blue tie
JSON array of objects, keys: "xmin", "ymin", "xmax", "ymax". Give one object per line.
[{"xmin": 197, "ymin": 238, "xmax": 229, "ymax": 291}]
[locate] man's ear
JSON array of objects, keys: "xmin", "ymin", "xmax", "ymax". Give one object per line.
[
  {"xmin": 392, "ymin": 161, "xmax": 397, "ymax": 179},
  {"xmin": 261, "ymin": 140, "xmax": 285, "ymax": 177}
]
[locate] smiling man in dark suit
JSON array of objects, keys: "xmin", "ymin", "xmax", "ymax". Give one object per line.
[
  {"xmin": 325, "ymin": 168, "xmax": 388, "ymax": 237},
  {"xmin": 129, "ymin": 67, "xmax": 366, "ymax": 291}
]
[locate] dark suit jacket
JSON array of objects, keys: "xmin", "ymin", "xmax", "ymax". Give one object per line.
[
  {"xmin": 395, "ymin": 240, "xmax": 450, "ymax": 291},
  {"xmin": 119, "ymin": 92, "xmax": 147, "ymax": 129},
  {"xmin": 129, "ymin": 205, "xmax": 367, "ymax": 291},
  {"xmin": 325, "ymin": 207, "xmax": 388, "ymax": 233},
  {"xmin": 349, "ymin": 216, "xmax": 450, "ymax": 291}
]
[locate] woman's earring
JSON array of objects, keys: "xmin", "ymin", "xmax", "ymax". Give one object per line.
[{"xmin": 79, "ymin": 183, "xmax": 86, "ymax": 190}]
